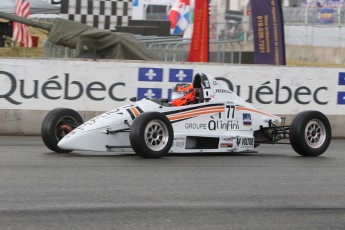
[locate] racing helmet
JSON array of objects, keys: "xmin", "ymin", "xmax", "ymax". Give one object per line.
[{"xmin": 171, "ymin": 83, "xmax": 196, "ymax": 106}]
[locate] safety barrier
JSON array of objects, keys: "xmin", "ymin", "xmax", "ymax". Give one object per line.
[{"xmin": 0, "ymin": 58, "xmax": 344, "ymax": 137}]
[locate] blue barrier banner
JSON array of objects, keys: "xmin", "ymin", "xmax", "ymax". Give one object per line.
[
  {"xmin": 138, "ymin": 68, "xmax": 163, "ymax": 82},
  {"xmin": 250, "ymin": 0, "xmax": 286, "ymax": 65},
  {"xmin": 317, "ymin": 8, "xmax": 334, "ymax": 23}
]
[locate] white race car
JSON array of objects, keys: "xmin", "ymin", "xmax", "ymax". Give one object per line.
[{"xmin": 41, "ymin": 73, "xmax": 332, "ymax": 158}]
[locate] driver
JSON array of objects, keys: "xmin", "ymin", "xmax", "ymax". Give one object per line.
[{"xmin": 171, "ymin": 83, "xmax": 197, "ymax": 106}]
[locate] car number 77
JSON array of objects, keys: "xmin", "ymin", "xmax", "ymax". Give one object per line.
[
  {"xmin": 218, "ymin": 104, "xmax": 236, "ymax": 120},
  {"xmin": 226, "ymin": 104, "xmax": 236, "ymax": 119}
]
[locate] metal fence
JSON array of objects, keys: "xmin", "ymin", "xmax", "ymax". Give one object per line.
[
  {"xmin": 140, "ymin": 37, "xmax": 243, "ymax": 63},
  {"xmin": 283, "ymin": 7, "xmax": 345, "ymax": 47},
  {"xmin": 43, "ymin": 40, "xmax": 76, "ymax": 58},
  {"xmin": 43, "ymin": 36, "xmax": 244, "ymax": 63},
  {"xmin": 283, "ymin": 7, "xmax": 345, "ymax": 24}
]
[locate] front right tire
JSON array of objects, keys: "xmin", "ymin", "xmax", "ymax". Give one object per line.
[{"xmin": 289, "ymin": 111, "xmax": 331, "ymax": 156}]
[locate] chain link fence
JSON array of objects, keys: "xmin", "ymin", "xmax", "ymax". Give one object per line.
[
  {"xmin": 43, "ymin": 36, "xmax": 244, "ymax": 64},
  {"xmin": 283, "ymin": 6, "xmax": 345, "ymax": 48}
]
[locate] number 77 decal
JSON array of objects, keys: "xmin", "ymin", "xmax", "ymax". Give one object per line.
[{"xmin": 218, "ymin": 104, "xmax": 236, "ymax": 120}]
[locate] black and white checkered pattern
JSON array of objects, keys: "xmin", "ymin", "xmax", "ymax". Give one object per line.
[{"xmin": 60, "ymin": 0, "xmax": 132, "ymax": 30}]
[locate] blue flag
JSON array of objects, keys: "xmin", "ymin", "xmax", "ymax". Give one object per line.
[{"xmin": 250, "ymin": 0, "xmax": 286, "ymax": 65}]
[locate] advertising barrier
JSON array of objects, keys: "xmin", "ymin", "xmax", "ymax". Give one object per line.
[
  {"xmin": 317, "ymin": 8, "xmax": 335, "ymax": 23},
  {"xmin": 0, "ymin": 58, "xmax": 344, "ymax": 136}
]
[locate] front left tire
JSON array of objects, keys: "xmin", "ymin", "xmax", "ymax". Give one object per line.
[
  {"xmin": 129, "ymin": 112, "xmax": 173, "ymax": 158},
  {"xmin": 41, "ymin": 108, "xmax": 83, "ymax": 153}
]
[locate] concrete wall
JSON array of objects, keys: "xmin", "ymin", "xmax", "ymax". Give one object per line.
[{"xmin": 286, "ymin": 45, "xmax": 345, "ymax": 65}]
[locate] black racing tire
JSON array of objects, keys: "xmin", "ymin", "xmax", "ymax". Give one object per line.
[
  {"xmin": 129, "ymin": 112, "xmax": 173, "ymax": 158},
  {"xmin": 41, "ymin": 108, "xmax": 83, "ymax": 153},
  {"xmin": 289, "ymin": 111, "xmax": 331, "ymax": 156}
]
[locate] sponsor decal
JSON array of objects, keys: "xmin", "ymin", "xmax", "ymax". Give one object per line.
[
  {"xmin": 215, "ymin": 89, "xmax": 231, "ymax": 94},
  {"xmin": 236, "ymin": 138, "xmax": 254, "ymax": 147},
  {"xmin": 221, "ymin": 137, "xmax": 234, "ymax": 142},
  {"xmin": 173, "ymin": 142, "xmax": 185, "ymax": 148},
  {"xmin": 138, "ymin": 68, "xmax": 163, "ymax": 82},
  {"xmin": 208, "ymin": 119, "xmax": 239, "ymax": 131},
  {"xmin": 184, "ymin": 120, "xmax": 239, "ymax": 131},
  {"xmin": 172, "ymin": 137, "xmax": 185, "ymax": 148},
  {"xmin": 169, "ymin": 69, "xmax": 193, "ymax": 82},
  {"xmin": 243, "ymin": 113, "xmax": 252, "ymax": 126},
  {"xmin": 185, "ymin": 123, "xmax": 207, "ymax": 130},
  {"xmin": 137, "ymin": 88, "xmax": 162, "ymax": 100},
  {"xmin": 220, "ymin": 143, "xmax": 233, "ymax": 148}
]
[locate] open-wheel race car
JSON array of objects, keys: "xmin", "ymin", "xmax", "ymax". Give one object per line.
[{"xmin": 41, "ymin": 73, "xmax": 332, "ymax": 158}]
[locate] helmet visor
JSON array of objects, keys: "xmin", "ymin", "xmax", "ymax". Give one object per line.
[{"xmin": 171, "ymin": 91, "xmax": 186, "ymax": 100}]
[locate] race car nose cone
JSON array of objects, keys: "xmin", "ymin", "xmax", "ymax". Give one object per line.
[
  {"xmin": 58, "ymin": 136, "xmax": 75, "ymax": 150},
  {"xmin": 57, "ymin": 128, "xmax": 112, "ymax": 152}
]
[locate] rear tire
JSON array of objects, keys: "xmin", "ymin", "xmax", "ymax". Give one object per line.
[
  {"xmin": 289, "ymin": 111, "xmax": 331, "ymax": 156},
  {"xmin": 41, "ymin": 108, "xmax": 83, "ymax": 153},
  {"xmin": 130, "ymin": 112, "xmax": 173, "ymax": 158}
]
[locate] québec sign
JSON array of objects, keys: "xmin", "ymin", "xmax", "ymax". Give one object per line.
[
  {"xmin": 215, "ymin": 77, "xmax": 328, "ymax": 105},
  {"xmin": 0, "ymin": 71, "xmax": 126, "ymax": 105},
  {"xmin": 0, "ymin": 59, "xmax": 342, "ymax": 114}
]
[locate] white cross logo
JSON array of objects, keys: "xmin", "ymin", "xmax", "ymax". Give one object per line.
[
  {"xmin": 144, "ymin": 89, "xmax": 156, "ymax": 98},
  {"xmin": 175, "ymin": 70, "xmax": 187, "ymax": 81},
  {"xmin": 145, "ymin": 69, "xmax": 156, "ymax": 80}
]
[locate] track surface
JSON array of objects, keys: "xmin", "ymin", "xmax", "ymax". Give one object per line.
[{"xmin": 0, "ymin": 136, "xmax": 345, "ymax": 230}]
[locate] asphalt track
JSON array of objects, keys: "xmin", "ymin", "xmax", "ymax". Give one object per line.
[{"xmin": 0, "ymin": 136, "xmax": 345, "ymax": 230}]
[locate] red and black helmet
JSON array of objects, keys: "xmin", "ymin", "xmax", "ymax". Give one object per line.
[{"xmin": 171, "ymin": 83, "xmax": 196, "ymax": 106}]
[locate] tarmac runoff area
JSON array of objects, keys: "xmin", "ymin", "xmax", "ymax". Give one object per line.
[{"xmin": 0, "ymin": 136, "xmax": 344, "ymax": 230}]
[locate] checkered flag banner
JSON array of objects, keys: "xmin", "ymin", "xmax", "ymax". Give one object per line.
[{"xmin": 60, "ymin": 0, "xmax": 132, "ymax": 30}]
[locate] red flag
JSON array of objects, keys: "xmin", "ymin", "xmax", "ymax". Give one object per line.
[
  {"xmin": 13, "ymin": 0, "xmax": 33, "ymax": 47},
  {"xmin": 187, "ymin": 0, "xmax": 209, "ymax": 62}
]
